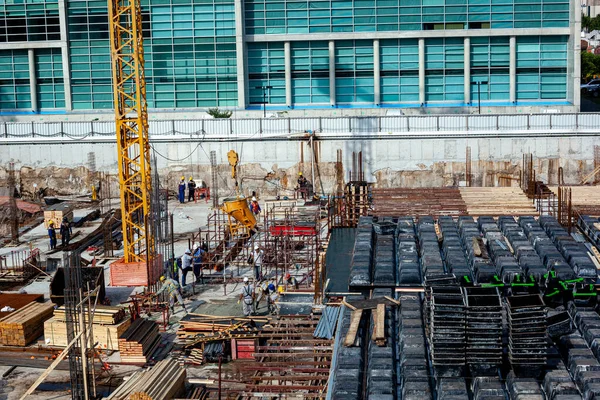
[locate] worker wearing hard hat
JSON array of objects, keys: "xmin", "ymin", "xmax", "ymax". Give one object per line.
[
  {"xmin": 249, "ymin": 244, "xmax": 264, "ymax": 281},
  {"xmin": 238, "ymin": 277, "xmax": 255, "ymax": 316},
  {"xmin": 155, "ymin": 275, "xmax": 187, "ymax": 315},
  {"xmin": 250, "ymin": 196, "xmax": 261, "ymax": 216},
  {"xmin": 267, "ymin": 283, "xmax": 280, "ymax": 315},
  {"xmin": 60, "ymin": 216, "xmax": 72, "ymax": 247},
  {"xmin": 285, "ymin": 272, "xmax": 299, "ymax": 289},
  {"xmin": 48, "ymin": 220, "xmax": 57, "ymax": 250},
  {"xmin": 180, "ymin": 249, "xmax": 193, "ymax": 287},
  {"xmin": 297, "ymin": 172, "xmax": 309, "ymax": 199},
  {"xmin": 178, "ymin": 176, "xmax": 186, "ymax": 204},
  {"xmin": 188, "ymin": 177, "xmax": 196, "ymax": 202}
]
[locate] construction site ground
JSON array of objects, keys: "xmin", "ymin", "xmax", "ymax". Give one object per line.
[{"xmin": 0, "ymin": 196, "xmax": 319, "ymax": 399}]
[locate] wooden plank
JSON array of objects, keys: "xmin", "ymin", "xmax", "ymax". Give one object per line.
[
  {"xmin": 375, "ymin": 304, "xmax": 385, "ymax": 345},
  {"xmin": 343, "ymin": 309, "xmax": 363, "ymax": 347}
]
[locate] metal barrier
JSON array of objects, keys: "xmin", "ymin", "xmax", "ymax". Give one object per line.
[{"xmin": 2, "ymin": 113, "xmax": 599, "ymax": 139}]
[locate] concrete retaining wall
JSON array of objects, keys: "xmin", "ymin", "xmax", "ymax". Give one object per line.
[{"xmin": 1, "ymin": 135, "xmax": 599, "ymax": 198}]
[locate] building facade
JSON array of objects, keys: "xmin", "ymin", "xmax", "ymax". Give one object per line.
[{"xmin": 0, "ymin": 0, "xmax": 581, "ymax": 115}]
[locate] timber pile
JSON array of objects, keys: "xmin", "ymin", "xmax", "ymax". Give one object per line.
[
  {"xmin": 53, "ymin": 305, "xmax": 126, "ymax": 325},
  {"xmin": 459, "ymin": 187, "xmax": 537, "ymax": 215},
  {"xmin": 118, "ymin": 318, "xmax": 161, "ymax": 363},
  {"xmin": 0, "ymin": 301, "xmax": 55, "ymax": 346},
  {"xmin": 106, "ymin": 358, "xmax": 186, "ymax": 400},
  {"xmin": 371, "ymin": 188, "xmax": 467, "ymax": 217},
  {"xmin": 548, "ymin": 186, "xmax": 600, "ymax": 214},
  {"xmin": 178, "ymin": 314, "xmax": 265, "ymax": 347},
  {"xmin": 44, "ymin": 317, "xmax": 131, "ymax": 350}
]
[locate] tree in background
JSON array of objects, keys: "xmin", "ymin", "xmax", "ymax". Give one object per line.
[
  {"xmin": 582, "ymin": 13, "xmax": 600, "ymax": 31},
  {"xmin": 582, "ymin": 51, "xmax": 600, "ymax": 80},
  {"xmin": 207, "ymin": 108, "xmax": 233, "ymax": 118}
]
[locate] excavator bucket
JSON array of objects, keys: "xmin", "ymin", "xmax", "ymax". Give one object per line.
[{"xmin": 221, "ymin": 198, "xmax": 257, "ymax": 235}]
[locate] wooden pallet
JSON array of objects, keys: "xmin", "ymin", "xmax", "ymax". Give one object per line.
[
  {"xmin": 0, "ymin": 301, "xmax": 55, "ymax": 346},
  {"xmin": 459, "ymin": 187, "xmax": 537, "ymax": 216}
]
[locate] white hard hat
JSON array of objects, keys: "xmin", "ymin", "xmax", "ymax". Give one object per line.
[
  {"xmin": 252, "ymin": 197, "xmax": 257, "ymax": 201},
  {"xmin": 243, "ymin": 277, "xmax": 249, "ymax": 283},
  {"xmin": 185, "ymin": 249, "xmax": 191, "ymax": 254},
  {"xmin": 254, "ymin": 244, "xmax": 259, "ymax": 250}
]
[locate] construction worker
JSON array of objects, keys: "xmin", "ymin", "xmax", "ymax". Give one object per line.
[
  {"xmin": 250, "ymin": 197, "xmax": 261, "ymax": 216},
  {"xmin": 238, "ymin": 277, "xmax": 255, "ymax": 316},
  {"xmin": 267, "ymin": 283, "xmax": 279, "ymax": 315},
  {"xmin": 296, "ymin": 172, "xmax": 310, "ymax": 199},
  {"xmin": 188, "ymin": 177, "xmax": 196, "ymax": 202},
  {"xmin": 180, "ymin": 249, "xmax": 193, "ymax": 287},
  {"xmin": 48, "ymin": 220, "xmax": 57, "ymax": 250},
  {"xmin": 178, "ymin": 176, "xmax": 186, "ymax": 204},
  {"xmin": 251, "ymin": 244, "xmax": 264, "ymax": 281},
  {"xmin": 155, "ymin": 275, "xmax": 187, "ymax": 315},
  {"xmin": 193, "ymin": 245, "xmax": 206, "ymax": 283},
  {"xmin": 60, "ymin": 217, "xmax": 72, "ymax": 247},
  {"xmin": 285, "ymin": 272, "xmax": 299, "ymax": 289}
]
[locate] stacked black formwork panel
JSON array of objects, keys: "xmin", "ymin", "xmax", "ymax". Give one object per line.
[
  {"xmin": 539, "ymin": 216, "xmax": 597, "ymax": 280},
  {"xmin": 464, "ymin": 287, "xmax": 503, "ymax": 368},
  {"xmin": 428, "ymin": 286, "xmax": 466, "ymax": 367},
  {"xmin": 373, "ymin": 219, "xmax": 396, "ymax": 287},
  {"xmin": 458, "ymin": 216, "xmax": 496, "ymax": 283},
  {"xmin": 331, "ymin": 304, "xmax": 366, "ymax": 400},
  {"xmin": 505, "ymin": 371, "xmax": 544, "ymax": 400},
  {"xmin": 367, "ymin": 288, "xmax": 396, "ymax": 400},
  {"xmin": 438, "ymin": 216, "xmax": 472, "ymax": 282},
  {"xmin": 398, "ymin": 294, "xmax": 433, "ymax": 400},
  {"xmin": 471, "ymin": 377, "xmax": 507, "ymax": 400},
  {"xmin": 518, "ymin": 216, "xmax": 577, "ymax": 281},
  {"xmin": 349, "ymin": 216, "xmax": 374, "ymax": 288},
  {"xmin": 499, "ymin": 216, "xmax": 546, "ymax": 281},
  {"xmin": 569, "ymin": 303, "xmax": 600, "ymax": 366},
  {"xmin": 418, "ymin": 216, "xmax": 445, "ymax": 279},
  {"xmin": 397, "ymin": 217, "xmax": 421, "ymax": 286},
  {"xmin": 436, "ymin": 377, "xmax": 469, "ymax": 400},
  {"xmin": 506, "ymin": 295, "xmax": 548, "ymax": 373},
  {"xmin": 484, "ymin": 216, "xmax": 522, "ymax": 283},
  {"xmin": 579, "ymin": 215, "xmax": 600, "ymax": 246}
]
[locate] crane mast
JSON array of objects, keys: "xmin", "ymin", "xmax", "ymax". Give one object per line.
[{"xmin": 108, "ymin": 0, "xmax": 154, "ymax": 264}]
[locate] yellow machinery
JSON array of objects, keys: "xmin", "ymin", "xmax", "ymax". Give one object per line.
[
  {"xmin": 107, "ymin": 0, "xmax": 154, "ymax": 265},
  {"xmin": 221, "ymin": 150, "xmax": 256, "ymax": 236}
]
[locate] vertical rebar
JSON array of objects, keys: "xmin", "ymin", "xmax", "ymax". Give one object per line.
[
  {"xmin": 210, "ymin": 150, "xmax": 218, "ymax": 209},
  {"xmin": 8, "ymin": 162, "xmax": 18, "ymax": 242},
  {"xmin": 465, "ymin": 146, "xmax": 472, "ymax": 187}
]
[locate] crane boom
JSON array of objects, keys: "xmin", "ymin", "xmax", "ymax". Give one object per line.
[{"xmin": 108, "ymin": 0, "xmax": 154, "ymax": 264}]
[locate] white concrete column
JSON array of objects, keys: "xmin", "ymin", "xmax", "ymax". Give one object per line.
[
  {"xmin": 28, "ymin": 49, "xmax": 38, "ymax": 113},
  {"xmin": 58, "ymin": 0, "xmax": 72, "ymax": 110},
  {"xmin": 464, "ymin": 37, "xmax": 471, "ymax": 105},
  {"xmin": 510, "ymin": 36, "xmax": 516, "ymax": 103},
  {"xmin": 571, "ymin": 0, "xmax": 582, "ymax": 110},
  {"xmin": 373, "ymin": 39, "xmax": 381, "ymax": 105},
  {"xmin": 418, "ymin": 38, "xmax": 425, "ymax": 105},
  {"xmin": 284, "ymin": 41, "xmax": 292, "ymax": 108},
  {"xmin": 329, "ymin": 40, "xmax": 336, "ymax": 107},
  {"xmin": 234, "ymin": 0, "xmax": 247, "ymax": 109}
]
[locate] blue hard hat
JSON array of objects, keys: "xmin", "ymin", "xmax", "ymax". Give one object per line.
[{"xmin": 268, "ymin": 283, "xmax": 276, "ymax": 292}]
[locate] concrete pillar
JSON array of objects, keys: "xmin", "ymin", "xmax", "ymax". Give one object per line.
[
  {"xmin": 571, "ymin": 0, "xmax": 582, "ymax": 110},
  {"xmin": 373, "ymin": 39, "xmax": 381, "ymax": 106},
  {"xmin": 234, "ymin": 0, "xmax": 247, "ymax": 109},
  {"xmin": 58, "ymin": 0, "xmax": 72, "ymax": 110},
  {"xmin": 329, "ymin": 40, "xmax": 336, "ymax": 107},
  {"xmin": 28, "ymin": 49, "xmax": 38, "ymax": 113},
  {"xmin": 284, "ymin": 41, "xmax": 292, "ymax": 108},
  {"xmin": 510, "ymin": 36, "xmax": 516, "ymax": 103},
  {"xmin": 419, "ymin": 38, "xmax": 425, "ymax": 105},
  {"xmin": 464, "ymin": 37, "xmax": 470, "ymax": 105}
]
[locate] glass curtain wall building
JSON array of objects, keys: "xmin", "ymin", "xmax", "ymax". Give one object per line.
[{"xmin": 0, "ymin": 0, "xmax": 579, "ymax": 113}]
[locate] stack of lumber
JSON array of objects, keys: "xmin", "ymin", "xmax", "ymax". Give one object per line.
[
  {"xmin": 106, "ymin": 358, "xmax": 186, "ymax": 400},
  {"xmin": 371, "ymin": 188, "xmax": 467, "ymax": 217},
  {"xmin": 0, "ymin": 293, "xmax": 44, "ymax": 319},
  {"xmin": 459, "ymin": 187, "xmax": 537, "ymax": 215},
  {"xmin": 0, "ymin": 301, "xmax": 55, "ymax": 346},
  {"xmin": 119, "ymin": 318, "xmax": 161, "ymax": 363},
  {"xmin": 177, "ymin": 314, "xmax": 265, "ymax": 347},
  {"xmin": 548, "ymin": 186, "xmax": 600, "ymax": 214},
  {"xmin": 45, "ymin": 316, "xmax": 131, "ymax": 351},
  {"xmin": 53, "ymin": 305, "xmax": 126, "ymax": 324},
  {"xmin": 43, "ymin": 203, "xmax": 73, "ymax": 229}
]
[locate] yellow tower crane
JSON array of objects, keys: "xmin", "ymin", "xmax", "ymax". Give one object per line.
[{"xmin": 107, "ymin": 0, "xmax": 155, "ymax": 269}]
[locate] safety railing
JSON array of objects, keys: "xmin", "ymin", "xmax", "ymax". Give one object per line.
[{"xmin": 1, "ymin": 113, "xmax": 599, "ymax": 139}]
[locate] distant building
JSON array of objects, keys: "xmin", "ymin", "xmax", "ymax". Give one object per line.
[
  {"xmin": 583, "ymin": 0, "xmax": 600, "ymax": 17},
  {"xmin": 0, "ymin": 0, "xmax": 582, "ymax": 115}
]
